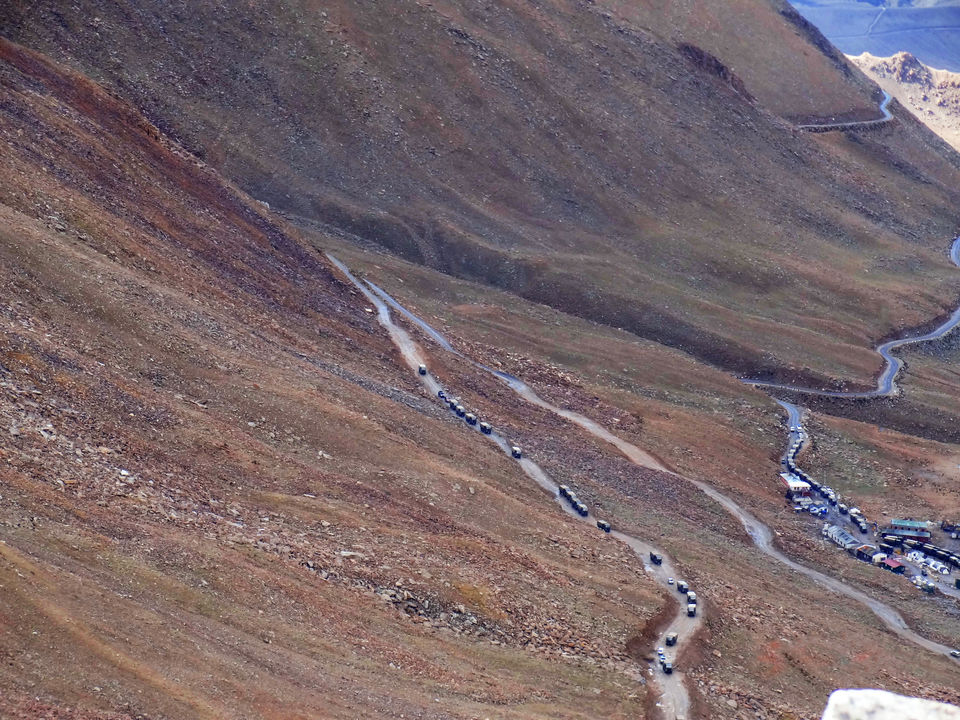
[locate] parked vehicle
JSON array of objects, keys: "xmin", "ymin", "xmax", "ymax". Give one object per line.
[
  {"xmin": 838, "ymin": 503, "xmax": 848, "ymax": 515},
  {"xmin": 418, "ymin": 364, "xmax": 427, "ymax": 376},
  {"xmin": 597, "ymin": 519, "xmax": 611, "ymax": 533},
  {"xmin": 479, "ymin": 421, "xmax": 492, "ymax": 435},
  {"xmin": 511, "ymin": 446, "xmax": 522, "ymax": 459},
  {"xmin": 686, "ymin": 603, "xmax": 697, "ymax": 617},
  {"xmin": 665, "ymin": 632, "xmax": 678, "ymax": 646}
]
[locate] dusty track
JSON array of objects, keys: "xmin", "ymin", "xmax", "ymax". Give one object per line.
[
  {"xmin": 797, "ymin": 89, "xmax": 893, "ymax": 132},
  {"xmin": 348, "ymin": 261, "xmax": 960, "ymax": 671},
  {"xmin": 748, "ymin": 236, "xmax": 960, "ymax": 398},
  {"xmin": 330, "ymin": 255, "xmax": 699, "ymax": 720}
]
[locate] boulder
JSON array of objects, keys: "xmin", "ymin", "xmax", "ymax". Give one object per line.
[{"xmin": 822, "ymin": 689, "xmax": 960, "ymax": 720}]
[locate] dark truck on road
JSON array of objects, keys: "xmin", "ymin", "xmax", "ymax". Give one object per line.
[{"xmin": 649, "ymin": 552, "xmax": 662, "ymax": 565}]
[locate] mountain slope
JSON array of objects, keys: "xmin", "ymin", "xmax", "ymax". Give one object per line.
[
  {"xmin": 851, "ymin": 50, "xmax": 960, "ymax": 151},
  {"xmin": 5, "ymin": 0, "xmax": 960, "ymax": 391},
  {"xmin": 0, "ymin": 37, "xmax": 672, "ymax": 719},
  {"xmin": 3, "ymin": 17, "xmax": 960, "ymax": 720}
]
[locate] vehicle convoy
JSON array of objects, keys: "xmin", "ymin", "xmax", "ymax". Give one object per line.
[
  {"xmin": 331, "ymin": 245, "xmax": 959, "ymax": 717},
  {"xmin": 418, "ymin": 363, "xmax": 427, "ymax": 376},
  {"xmin": 687, "ymin": 591, "xmax": 697, "ymax": 604},
  {"xmin": 479, "ymin": 421, "xmax": 492, "ymax": 435},
  {"xmin": 465, "ymin": 413, "xmax": 477, "ymax": 425},
  {"xmin": 665, "ymin": 632, "xmax": 678, "ymax": 646},
  {"xmin": 650, "ymin": 552, "xmax": 663, "ymax": 565},
  {"xmin": 676, "ymin": 580, "xmax": 688, "ymax": 594},
  {"xmin": 596, "ymin": 519, "xmax": 611, "ymax": 532}
]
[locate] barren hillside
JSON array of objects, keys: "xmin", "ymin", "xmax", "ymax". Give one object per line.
[
  {"xmin": 3, "ymin": 3, "xmax": 960, "ymax": 719},
  {"xmin": 852, "ymin": 51, "xmax": 960, "ymax": 151},
  {"xmin": 5, "ymin": 0, "xmax": 960, "ymax": 389}
]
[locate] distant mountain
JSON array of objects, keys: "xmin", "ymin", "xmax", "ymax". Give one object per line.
[
  {"xmin": 851, "ymin": 50, "xmax": 960, "ymax": 150},
  {"xmin": 791, "ymin": 0, "xmax": 960, "ymax": 71}
]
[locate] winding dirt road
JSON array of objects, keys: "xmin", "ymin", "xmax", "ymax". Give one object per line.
[
  {"xmin": 348, "ymin": 260, "xmax": 960, "ymax": 666},
  {"xmin": 329, "ymin": 254, "xmax": 699, "ymax": 719},
  {"xmin": 797, "ymin": 90, "xmax": 893, "ymax": 132},
  {"xmin": 747, "ymin": 237, "xmax": 960, "ymax": 398}
]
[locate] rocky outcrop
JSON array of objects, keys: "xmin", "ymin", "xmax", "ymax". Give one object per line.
[
  {"xmin": 851, "ymin": 51, "xmax": 960, "ymax": 151},
  {"xmin": 823, "ymin": 689, "xmax": 960, "ymax": 720}
]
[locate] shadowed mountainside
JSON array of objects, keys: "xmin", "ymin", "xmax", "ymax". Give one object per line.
[{"xmin": 5, "ymin": 0, "xmax": 960, "ymax": 389}]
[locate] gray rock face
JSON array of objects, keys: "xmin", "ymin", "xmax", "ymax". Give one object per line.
[{"xmin": 823, "ymin": 689, "xmax": 960, "ymax": 720}]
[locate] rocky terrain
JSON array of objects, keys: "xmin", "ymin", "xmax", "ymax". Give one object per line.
[
  {"xmin": 6, "ymin": 0, "xmax": 960, "ymax": 389},
  {"xmin": 3, "ymin": 2, "xmax": 960, "ymax": 719},
  {"xmin": 851, "ymin": 51, "xmax": 960, "ymax": 151}
]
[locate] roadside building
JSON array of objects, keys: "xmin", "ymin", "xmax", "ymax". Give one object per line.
[
  {"xmin": 823, "ymin": 524, "xmax": 859, "ymax": 551},
  {"xmin": 780, "ymin": 473, "xmax": 811, "ymax": 499},
  {"xmin": 855, "ymin": 544, "xmax": 878, "ymax": 562},
  {"xmin": 882, "ymin": 557, "xmax": 906, "ymax": 574},
  {"xmin": 881, "ymin": 525, "xmax": 932, "ymax": 542},
  {"xmin": 890, "ymin": 518, "xmax": 930, "ymax": 533}
]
